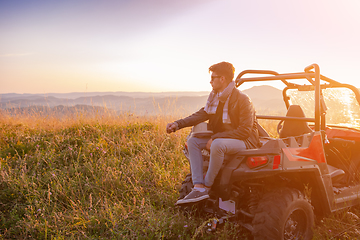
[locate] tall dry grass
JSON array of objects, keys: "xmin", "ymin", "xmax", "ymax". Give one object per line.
[{"xmin": 0, "ymin": 109, "xmax": 251, "ymax": 239}]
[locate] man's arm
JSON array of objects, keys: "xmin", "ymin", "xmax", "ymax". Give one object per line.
[
  {"xmin": 166, "ymin": 107, "xmax": 209, "ymax": 134},
  {"xmin": 175, "ymin": 107, "xmax": 209, "ymax": 130}
]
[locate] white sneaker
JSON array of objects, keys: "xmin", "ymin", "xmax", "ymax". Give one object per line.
[{"xmin": 176, "ymin": 188, "xmax": 209, "ymax": 205}]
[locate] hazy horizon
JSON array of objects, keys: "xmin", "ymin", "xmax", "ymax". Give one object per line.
[
  {"xmin": 0, "ymin": 84, "xmax": 284, "ymax": 96},
  {"xmin": 0, "ymin": 85, "xmax": 286, "ymax": 117}
]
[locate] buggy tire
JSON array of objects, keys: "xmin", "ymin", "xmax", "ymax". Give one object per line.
[
  {"xmin": 177, "ymin": 173, "xmax": 204, "ymax": 214},
  {"xmin": 252, "ymin": 187, "xmax": 314, "ymax": 240},
  {"xmin": 178, "ymin": 173, "xmax": 193, "ymax": 200}
]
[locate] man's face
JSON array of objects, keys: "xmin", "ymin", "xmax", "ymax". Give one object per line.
[{"xmin": 210, "ymin": 72, "xmax": 223, "ymax": 92}]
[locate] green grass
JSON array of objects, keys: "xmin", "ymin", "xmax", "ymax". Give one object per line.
[{"xmin": 1, "ymin": 112, "xmax": 360, "ymax": 239}]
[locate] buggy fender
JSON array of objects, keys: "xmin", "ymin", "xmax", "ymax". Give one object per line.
[
  {"xmin": 217, "ymin": 155, "xmax": 244, "ymax": 200},
  {"xmin": 278, "ymin": 166, "xmax": 334, "ymax": 216}
]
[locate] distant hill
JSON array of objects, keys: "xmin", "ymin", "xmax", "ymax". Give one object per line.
[
  {"xmin": 244, "ymin": 85, "xmax": 282, "ymax": 101},
  {"xmin": 244, "ymin": 85, "xmax": 286, "ymax": 114},
  {"xmin": 0, "ymin": 86, "xmax": 285, "ymax": 116}
]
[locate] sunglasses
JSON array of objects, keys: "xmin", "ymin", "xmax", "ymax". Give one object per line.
[{"xmin": 211, "ymin": 76, "xmax": 222, "ymax": 81}]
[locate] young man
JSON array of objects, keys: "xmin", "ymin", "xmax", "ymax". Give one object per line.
[{"xmin": 166, "ymin": 61, "xmax": 261, "ymax": 205}]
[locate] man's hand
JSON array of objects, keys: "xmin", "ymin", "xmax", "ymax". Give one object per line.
[
  {"xmin": 166, "ymin": 122, "xmax": 178, "ymax": 133},
  {"xmin": 206, "ymin": 138, "xmax": 213, "ymax": 150}
]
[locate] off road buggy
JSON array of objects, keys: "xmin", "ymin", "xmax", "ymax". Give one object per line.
[{"xmin": 178, "ymin": 64, "xmax": 360, "ymax": 239}]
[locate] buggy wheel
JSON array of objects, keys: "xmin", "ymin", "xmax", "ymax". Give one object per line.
[
  {"xmin": 179, "ymin": 173, "xmax": 193, "ymax": 199},
  {"xmin": 252, "ymin": 187, "xmax": 314, "ymax": 240},
  {"xmin": 178, "ymin": 173, "xmax": 204, "ymax": 214}
]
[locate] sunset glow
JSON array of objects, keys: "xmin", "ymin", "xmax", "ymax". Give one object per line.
[{"xmin": 1, "ymin": 0, "xmax": 360, "ymax": 94}]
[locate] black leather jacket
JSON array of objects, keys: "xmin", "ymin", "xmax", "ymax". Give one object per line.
[{"xmin": 175, "ymin": 88, "xmax": 261, "ymax": 149}]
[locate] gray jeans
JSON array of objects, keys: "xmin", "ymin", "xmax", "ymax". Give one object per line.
[{"xmin": 187, "ymin": 136, "xmax": 246, "ymax": 187}]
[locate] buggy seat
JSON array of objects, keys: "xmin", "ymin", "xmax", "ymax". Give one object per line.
[{"xmin": 279, "ymin": 105, "xmax": 313, "ymax": 138}]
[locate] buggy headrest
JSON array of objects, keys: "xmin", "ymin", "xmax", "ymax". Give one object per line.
[
  {"xmin": 279, "ymin": 105, "xmax": 313, "ymax": 138},
  {"xmin": 285, "ymin": 105, "xmax": 306, "ymax": 118}
]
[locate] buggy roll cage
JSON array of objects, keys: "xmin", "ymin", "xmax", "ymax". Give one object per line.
[{"xmin": 235, "ymin": 63, "xmax": 360, "ymax": 133}]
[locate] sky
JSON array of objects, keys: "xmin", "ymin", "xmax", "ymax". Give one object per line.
[{"xmin": 1, "ymin": 0, "xmax": 360, "ymax": 94}]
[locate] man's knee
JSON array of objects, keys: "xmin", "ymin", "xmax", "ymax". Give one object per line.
[
  {"xmin": 187, "ymin": 136, "xmax": 197, "ymax": 147},
  {"xmin": 187, "ymin": 136, "xmax": 209, "ymax": 148},
  {"xmin": 210, "ymin": 138, "xmax": 225, "ymax": 152},
  {"xmin": 210, "ymin": 138, "xmax": 246, "ymax": 153}
]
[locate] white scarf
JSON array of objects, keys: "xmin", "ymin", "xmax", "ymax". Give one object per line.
[{"xmin": 204, "ymin": 81, "xmax": 235, "ymax": 124}]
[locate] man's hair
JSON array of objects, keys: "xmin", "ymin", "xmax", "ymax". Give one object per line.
[{"xmin": 209, "ymin": 62, "xmax": 235, "ymax": 82}]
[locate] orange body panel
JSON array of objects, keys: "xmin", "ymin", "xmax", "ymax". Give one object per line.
[{"xmin": 283, "ymin": 133, "xmax": 326, "ymax": 163}]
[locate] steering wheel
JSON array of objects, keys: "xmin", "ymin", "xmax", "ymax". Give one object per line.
[{"xmin": 277, "ymin": 120, "xmax": 284, "ymax": 135}]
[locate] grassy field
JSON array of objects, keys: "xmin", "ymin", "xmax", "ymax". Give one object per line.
[{"xmin": 1, "ymin": 112, "xmax": 360, "ymax": 239}]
